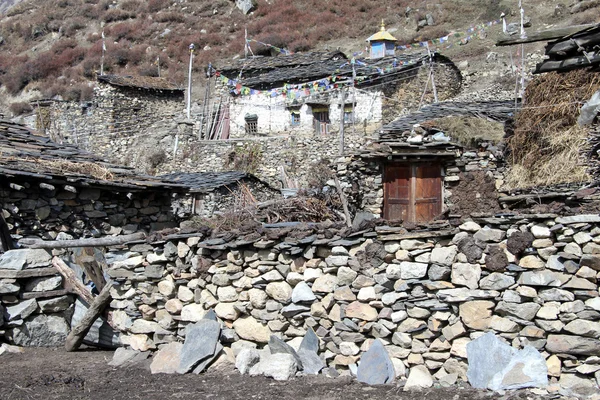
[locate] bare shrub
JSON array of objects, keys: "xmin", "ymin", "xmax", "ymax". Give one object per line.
[
  {"xmin": 9, "ymin": 102, "xmax": 33, "ymax": 116},
  {"xmin": 225, "ymin": 143, "xmax": 263, "ymax": 174}
]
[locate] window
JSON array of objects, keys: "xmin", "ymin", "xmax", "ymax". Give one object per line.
[
  {"xmin": 290, "ymin": 111, "xmax": 300, "ymax": 126},
  {"xmin": 244, "ymin": 114, "xmax": 258, "ymax": 135},
  {"xmin": 383, "ymin": 163, "xmax": 442, "ymax": 223},
  {"xmin": 344, "ymin": 111, "xmax": 354, "ymax": 123}
]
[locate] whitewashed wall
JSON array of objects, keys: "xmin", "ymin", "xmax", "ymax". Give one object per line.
[{"xmin": 228, "ymin": 88, "xmax": 383, "ymax": 138}]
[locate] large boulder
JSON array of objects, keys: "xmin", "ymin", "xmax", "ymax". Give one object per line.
[
  {"xmin": 356, "ymin": 339, "xmax": 395, "ymax": 385},
  {"xmin": 466, "ymin": 332, "xmax": 547, "ymax": 391}
]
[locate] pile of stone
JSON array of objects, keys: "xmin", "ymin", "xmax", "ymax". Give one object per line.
[
  {"xmin": 56, "ymin": 214, "xmax": 600, "ymax": 394},
  {"xmin": 0, "ymin": 249, "xmax": 73, "ymax": 346}
]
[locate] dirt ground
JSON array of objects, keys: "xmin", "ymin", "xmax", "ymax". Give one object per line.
[{"xmin": 0, "ymin": 347, "xmax": 553, "ymax": 400}]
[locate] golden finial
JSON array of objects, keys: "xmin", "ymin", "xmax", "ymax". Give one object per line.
[{"xmin": 381, "ymin": 19, "xmax": 385, "ymax": 31}]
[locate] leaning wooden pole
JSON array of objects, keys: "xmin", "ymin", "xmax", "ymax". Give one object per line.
[
  {"xmin": 52, "ymin": 257, "xmax": 94, "ymax": 305},
  {"xmin": 65, "ymin": 280, "xmax": 114, "ymax": 352}
]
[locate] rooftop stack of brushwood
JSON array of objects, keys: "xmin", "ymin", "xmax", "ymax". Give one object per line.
[{"xmin": 92, "ymin": 213, "xmax": 600, "ymax": 394}]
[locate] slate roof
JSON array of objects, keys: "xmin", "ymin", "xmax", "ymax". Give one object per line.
[
  {"xmin": 97, "ymin": 74, "xmax": 184, "ymax": 92},
  {"xmin": 159, "ymin": 171, "xmax": 271, "ymax": 194},
  {"xmin": 218, "ymin": 51, "xmax": 429, "ymax": 90},
  {"xmin": 0, "ymin": 120, "xmax": 187, "ymax": 191},
  {"xmin": 378, "ymin": 101, "xmax": 517, "ymax": 142}
]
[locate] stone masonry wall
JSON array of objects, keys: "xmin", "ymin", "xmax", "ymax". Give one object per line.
[
  {"xmin": 0, "ymin": 182, "xmax": 179, "ymax": 240},
  {"xmin": 99, "ymin": 213, "xmax": 600, "ymax": 389}
]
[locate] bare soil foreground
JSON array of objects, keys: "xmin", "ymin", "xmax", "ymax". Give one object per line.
[{"xmin": 0, "ymin": 348, "xmax": 552, "ymax": 400}]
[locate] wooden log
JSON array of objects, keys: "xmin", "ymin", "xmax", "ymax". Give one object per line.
[
  {"xmin": 19, "ymin": 232, "xmax": 146, "ymax": 249},
  {"xmin": 534, "ymin": 53, "xmax": 600, "ymax": 74},
  {"xmin": 0, "ymin": 266, "xmax": 58, "ymax": 279},
  {"xmin": 334, "ymin": 176, "xmax": 352, "ymax": 228},
  {"xmin": 72, "ymin": 248, "xmax": 107, "ymax": 293},
  {"xmin": 64, "ymin": 280, "xmax": 114, "ymax": 352},
  {"xmin": 52, "ymin": 257, "xmax": 94, "ymax": 305}
]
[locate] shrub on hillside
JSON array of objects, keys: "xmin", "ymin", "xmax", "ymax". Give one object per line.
[
  {"xmin": 9, "ymin": 102, "xmax": 33, "ymax": 116},
  {"xmin": 102, "ymin": 9, "xmax": 135, "ymax": 23}
]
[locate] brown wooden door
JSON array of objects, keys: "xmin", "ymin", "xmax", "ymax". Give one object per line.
[
  {"xmin": 414, "ymin": 164, "xmax": 442, "ymax": 223},
  {"xmin": 383, "ymin": 163, "xmax": 442, "ymax": 223},
  {"xmin": 384, "ymin": 165, "xmax": 411, "ymax": 221}
]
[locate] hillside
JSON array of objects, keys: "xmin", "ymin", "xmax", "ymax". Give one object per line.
[{"xmin": 0, "ymin": 0, "xmax": 599, "ymax": 115}]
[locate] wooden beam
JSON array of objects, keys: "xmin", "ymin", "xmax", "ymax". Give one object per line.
[
  {"xmin": 496, "ymin": 24, "xmax": 597, "ymax": 46},
  {"xmin": 19, "ymin": 232, "xmax": 146, "ymax": 249},
  {"xmin": 546, "ymin": 31, "xmax": 600, "ymax": 57},
  {"xmin": 377, "ymin": 229, "xmax": 455, "ymax": 241},
  {"xmin": 64, "ymin": 281, "xmax": 114, "ymax": 352},
  {"xmin": 0, "ymin": 266, "xmax": 58, "ymax": 279},
  {"xmin": 52, "ymin": 257, "xmax": 94, "ymax": 305}
]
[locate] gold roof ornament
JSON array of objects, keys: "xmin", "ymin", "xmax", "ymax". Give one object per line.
[{"xmin": 366, "ymin": 20, "xmax": 398, "ymax": 42}]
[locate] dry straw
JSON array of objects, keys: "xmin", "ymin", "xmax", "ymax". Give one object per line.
[{"xmin": 504, "ymin": 70, "xmax": 600, "ymax": 189}]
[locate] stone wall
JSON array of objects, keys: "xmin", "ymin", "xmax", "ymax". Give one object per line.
[
  {"xmin": 89, "ymin": 213, "xmax": 600, "ymax": 389},
  {"xmin": 157, "ymin": 129, "xmax": 371, "ymax": 189},
  {"xmin": 37, "ymin": 84, "xmax": 185, "ymax": 167},
  {"xmin": 341, "ymin": 142, "xmax": 505, "ymax": 218},
  {"xmin": 0, "ymin": 182, "xmax": 179, "ymax": 240}
]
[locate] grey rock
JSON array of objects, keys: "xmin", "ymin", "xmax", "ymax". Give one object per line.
[
  {"xmin": 236, "ymin": 348, "xmax": 261, "ymax": 374},
  {"xmin": 38, "ymin": 295, "xmax": 72, "ymax": 313},
  {"xmin": 299, "ymin": 327, "xmax": 320, "ymax": 353},
  {"xmin": 109, "ymin": 347, "xmax": 140, "ymax": 367},
  {"xmin": 297, "ymin": 348, "xmax": 324, "ymax": 375},
  {"xmin": 0, "ymin": 249, "xmax": 52, "ymax": 270},
  {"xmin": 517, "ymin": 270, "xmax": 570, "ymax": 287},
  {"xmin": 4, "ymin": 299, "xmax": 37, "ymax": 321},
  {"xmin": 269, "ymin": 335, "xmax": 303, "ymax": 369},
  {"xmin": 546, "ymin": 334, "xmax": 600, "ymax": 356},
  {"xmin": 150, "ymin": 342, "xmax": 182, "ymax": 374},
  {"xmin": 556, "ymin": 215, "xmax": 600, "ymax": 224},
  {"xmin": 281, "ymin": 304, "xmax": 310, "ymax": 317},
  {"xmin": 457, "ymin": 237, "xmax": 485, "ymax": 263},
  {"xmin": 177, "ymin": 319, "xmax": 221, "ymax": 373},
  {"xmin": 356, "ymin": 339, "xmax": 395, "ymax": 385},
  {"xmin": 0, "ymin": 280, "xmax": 20, "ymax": 294},
  {"xmin": 437, "ymin": 288, "xmax": 499, "ymax": 302},
  {"xmin": 251, "ymin": 353, "xmax": 298, "ymax": 380},
  {"xmin": 235, "ymin": 0, "xmax": 257, "ymax": 14},
  {"xmin": 539, "ymin": 288, "xmax": 575, "ymax": 302},
  {"xmin": 495, "ymin": 301, "xmax": 540, "ymax": 321},
  {"xmin": 473, "ymin": 227, "xmax": 506, "ymax": 243},
  {"xmin": 291, "ymin": 281, "xmax": 316, "ymax": 303},
  {"xmin": 479, "ymin": 272, "xmax": 515, "ymax": 290},
  {"xmin": 428, "ymin": 264, "xmax": 451, "ymax": 280},
  {"xmin": 467, "ymin": 332, "xmax": 547, "ymax": 390},
  {"xmin": 24, "ymin": 275, "xmax": 62, "ymax": 292},
  {"xmin": 192, "ymin": 342, "xmax": 223, "ymax": 374},
  {"xmin": 10, "ymin": 314, "xmax": 69, "ymax": 346}
]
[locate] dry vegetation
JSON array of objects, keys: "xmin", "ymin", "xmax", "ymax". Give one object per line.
[
  {"xmin": 0, "ymin": 0, "xmax": 524, "ymax": 104},
  {"xmin": 503, "ymin": 70, "xmax": 600, "ymax": 189},
  {"xmin": 434, "ymin": 116, "xmax": 505, "ymax": 148}
]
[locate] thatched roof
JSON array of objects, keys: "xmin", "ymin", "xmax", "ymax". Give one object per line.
[{"xmin": 0, "ymin": 120, "xmax": 187, "ymax": 191}]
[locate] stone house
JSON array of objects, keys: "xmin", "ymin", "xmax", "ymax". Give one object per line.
[
  {"xmin": 215, "ymin": 49, "xmax": 460, "ymax": 138},
  {"xmin": 0, "ymin": 119, "xmax": 188, "ymax": 246},
  {"xmin": 33, "ymin": 74, "xmax": 185, "ymax": 166},
  {"xmin": 342, "ymin": 101, "xmax": 517, "ymax": 223},
  {"xmin": 160, "ymin": 171, "xmax": 280, "ymax": 218}
]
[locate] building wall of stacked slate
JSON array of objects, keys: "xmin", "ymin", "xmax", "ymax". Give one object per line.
[
  {"xmin": 0, "ymin": 183, "xmax": 179, "ymax": 240},
  {"xmin": 41, "ymin": 213, "xmax": 598, "ymax": 387},
  {"xmin": 340, "ymin": 144, "xmax": 504, "ymax": 219},
  {"xmin": 0, "ymin": 249, "xmax": 74, "ymax": 347},
  {"xmin": 160, "ymin": 130, "xmax": 371, "ymax": 189},
  {"xmin": 36, "ymin": 84, "xmax": 184, "ymax": 166}
]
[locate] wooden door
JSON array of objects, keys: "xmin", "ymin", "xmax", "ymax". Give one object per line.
[
  {"xmin": 383, "ymin": 165, "xmax": 410, "ymax": 221},
  {"xmin": 383, "ymin": 163, "xmax": 442, "ymax": 223},
  {"xmin": 414, "ymin": 164, "xmax": 442, "ymax": 223}
]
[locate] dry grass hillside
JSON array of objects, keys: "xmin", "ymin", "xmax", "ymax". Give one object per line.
[{"xmin": 0, "ymin": 0, "xmax": 598, "ymax": 114}]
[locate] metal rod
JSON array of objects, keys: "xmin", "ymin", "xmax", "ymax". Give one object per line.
[{"xmin": 187, "ymin": 43, "xmax": 195, "ymax": 119}]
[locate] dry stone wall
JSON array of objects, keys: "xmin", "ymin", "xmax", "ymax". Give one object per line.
[
  {"xmin": 101, "ymin": 213, "xmax": 600, "ymax": 390},
  {"xmin": 0, "ymin": 183, "xmax": 178, "ymax": 240}
]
